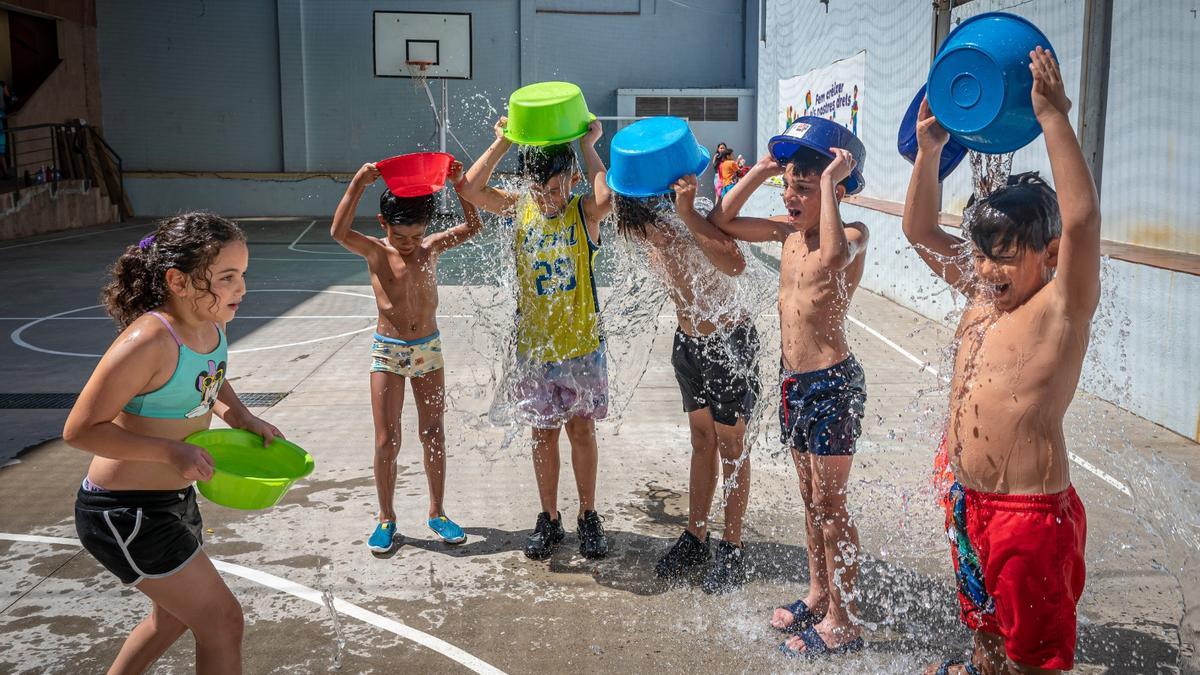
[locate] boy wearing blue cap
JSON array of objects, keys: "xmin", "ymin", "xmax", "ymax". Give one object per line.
[
  {"xmin": 612, "ymin": 175, "xmax": 760, "ymax": 594},
  {"xmin": 458, "ymin": 117, "xmax": 614, "ymax": 562},
  {"xmin": 710, "ymin": 118, "xmax": 869, "ymax": 658},
  {"xmin": 907, "ymin": 48, "xmax": 1095, "ymax": 675}
]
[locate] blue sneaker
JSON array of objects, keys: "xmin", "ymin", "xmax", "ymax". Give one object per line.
[
  {"xmin": 427, "ymin": 515, "xmax": 466, "ymax": 544},
  {"xmin": 368, "ymin": 521, "xmax": 398, "ymax": 553}
]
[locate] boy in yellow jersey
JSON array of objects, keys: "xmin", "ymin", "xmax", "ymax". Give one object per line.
[{"xmin": 459, "ymin": 117, "xmax": 613, "ymax": 560}]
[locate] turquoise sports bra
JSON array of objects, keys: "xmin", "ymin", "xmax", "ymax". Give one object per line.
[{"xmin": 122, "ymin": 312, "xmax": 228, "ymax": 419}]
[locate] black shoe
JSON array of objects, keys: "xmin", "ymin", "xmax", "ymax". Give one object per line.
[
  {"xmin": 655, "ymin": 529, "xmax": 712, "ymax": 579},
  {"xmin": 701, "ymin": 540, "xmax": 748, "ymax": 594},
  {"xmin": 577, "ymin": 510, "xmax": 609, "ymax": 559},
  {"xmin": 524, "ymin": 511, "xmax": 565, "ymax": 560}
]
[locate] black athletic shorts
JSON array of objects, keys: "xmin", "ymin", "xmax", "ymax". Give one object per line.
[
  {"xmin": 74, "ymin": 482, "xmax": 204, "ymax": 585},
  {"xmin": 671, "ymin": 322, "xmax": 761, "ymax": 426}
]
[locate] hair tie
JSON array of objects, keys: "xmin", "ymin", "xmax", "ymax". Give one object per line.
[{"xmin": 138, "ymin": 235, "xmax": 156, "ymax": 251}]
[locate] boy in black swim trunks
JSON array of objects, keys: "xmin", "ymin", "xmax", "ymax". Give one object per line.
[
  {"xmin": 613, "ymin": 175, "xmax": 760, "ymax": 594},
  {"xmin": 711, "ymin": 119, "xmax": 870, "ymax": 657}
]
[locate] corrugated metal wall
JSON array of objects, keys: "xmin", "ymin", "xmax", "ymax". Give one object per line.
[
  {"xmin": 1101, "ymin": 1, "xmax": 1200, "ymax": 255},
  {"xmin": 753, "ymin": 0, "xmax": 1200, "ymax": 441}
]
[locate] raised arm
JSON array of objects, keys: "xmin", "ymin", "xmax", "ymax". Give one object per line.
[
  {"xmin": 330, "ymin": 163, "xmax": 384, "ymax": 257},
  {"xmin": 428, "ymin": 161, "xmax": 485, "ymax": 254},
  {"xmin": 709, "ymin": 153, "xmax": 793, "ymax": 243},
  {"xmin": 459, "ymin": 117, "xmax": 520, "ymax": 216},
  {"xmin": 901, "ymin": 98, "xmax": 971, "ymax": 290},
  {"xmin": 672, "ymin": 175, "xmax": 745, "ymax": 276},
  {"xmin": 62, "ymin": 326, "xmax": 215, "ymax": 481},
  {"xmin": 1031, "ymin": 46, "xmax": 1101, "ymax": 317},
  {"xmin": 817, "ymin": 148, "xmax": 868, "ymax": 270},
  {"xmin": 579, "ymin": 120, "xmax": 611, "ymax": 241}
]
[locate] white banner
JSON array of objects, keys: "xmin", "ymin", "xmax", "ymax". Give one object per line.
[{"xmin": 777, "ymin": 50, "xmax": 866, "ymax": 137}]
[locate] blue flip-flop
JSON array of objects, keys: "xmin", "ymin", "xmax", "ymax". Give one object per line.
[
  {"xmin": 936, "ymin": 659, "xmax": 980, "ymax": 675},
  {"xmin": 778, "ymin": 626, "xmax": 865, "ymax": 659},
  {"xmin": 774, "ymin": 599, "xmax": 825, "ymax": 635},
  {"xmin": 428, "ymin": 515, "xmax": 467, "ymax": 544}
]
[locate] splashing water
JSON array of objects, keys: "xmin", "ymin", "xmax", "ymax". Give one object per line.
[{"xmin": 322, "ymin": 588, "xmax": 346, "ymax": 671}]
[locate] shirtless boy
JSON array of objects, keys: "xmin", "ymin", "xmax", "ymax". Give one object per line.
[
  {"xmin": 612, "ymin": 175, "xmax": 759, "ymax": 593},
  {"xmin": 710, "ymin": 118, "xmax": 870, "ymax": 658},
  {"xmin": 331, "ymin": 160, "xmax": 482, "ymax": 553},
  {"xmin": 904, "ymin": 48, "xmax": 1097, "ymax": 675}
]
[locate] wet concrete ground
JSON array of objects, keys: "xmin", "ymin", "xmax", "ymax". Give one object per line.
[{"xmin": 0, "ymin": 218, "xmax": 1196, "ymax": 673}]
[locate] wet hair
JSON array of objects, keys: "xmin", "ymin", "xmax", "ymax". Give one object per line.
[
  {"xmin": 518, "ymin": 143, "xmax": 577, "ymax": 185},
  {"xmin": 379, "ymin": 190, "xmax": 436, "ymax": 227},
  {"xmin": 782, "ymin": 146, "xmax": 858, "ymax": 190},
  {"xmin": 965, "ymin": 171, "xmax": 1061, "ymax": 260},
  {"xmin": 613, "ymin": 193, "xmax": 673, "ymax": 239},
  {"xmin": 102, "ymin": 211, "xmax": 245, "ymax": 329}
]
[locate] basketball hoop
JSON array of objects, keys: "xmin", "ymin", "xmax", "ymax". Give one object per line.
[{"xmin": 405, "ymin": 60, "xmax": 434, "ymax": 91}]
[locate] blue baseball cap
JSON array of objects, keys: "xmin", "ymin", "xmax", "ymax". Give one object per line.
[{"xmin": 768, "ymin": 116, "xmax": 866, "ymax": 194}]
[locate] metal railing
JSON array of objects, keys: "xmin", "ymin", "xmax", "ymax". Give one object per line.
[{"xmin": 1, "ymin": 120, "xmax": 125, "ymax": 217}]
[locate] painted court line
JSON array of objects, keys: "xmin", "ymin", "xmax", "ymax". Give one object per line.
[
  {"xmin": 288, "ymin": 219, "xmax": 357, "ymax": 256},
  {"xmin": 0, "ymin": 223, "xmax": 146, "ymax": 252},
  {"xmin": 0, "ymin": 533, "xmax": 507, "ymax": 675},
  {"xmin": 846, "ymin": 314, "xmax": 1132, "ymax": 496}
]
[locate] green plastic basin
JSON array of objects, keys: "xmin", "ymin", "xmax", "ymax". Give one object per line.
[
  {"xmin": 186, "ymin": 429, "xmax": 314, "ymax": 510},
  {"xmin": 504, "ymin": 81, "xmax": 596, "ymax": 147}
]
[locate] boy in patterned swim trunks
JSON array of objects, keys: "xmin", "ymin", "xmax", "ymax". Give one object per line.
[
  {"xmin": 904, "ymin": 49, "xmax": 1095, "ymax": 674},
  {"xmin": 459, "ymin": 116, "xmax": 613, "ymax": 561},
  {"xmin": 331, "ymin": 160, "xmax": 482, "ymax": 553},
  {"xmin": 711, "ymin": 118, "xmax": 870, "ymax": 659}
]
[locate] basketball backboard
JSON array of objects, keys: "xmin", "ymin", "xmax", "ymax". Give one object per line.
[{"xmin": 373, "ymin": 11, "xmax": 472, "ymax": 79}]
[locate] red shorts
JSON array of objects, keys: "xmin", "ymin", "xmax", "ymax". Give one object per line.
[{"xmin": 943, "ymin": 479, "xmax": 1087, "ymax": 670}]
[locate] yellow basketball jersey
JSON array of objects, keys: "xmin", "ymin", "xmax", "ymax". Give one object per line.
[{"xmin": 513, "ymin": 194, "xmax": 602, "ymax": 363}]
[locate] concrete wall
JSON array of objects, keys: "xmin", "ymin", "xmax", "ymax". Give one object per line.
[
  {"xmin": 95, "ymin": 1, "xmax": 282, "ymax": 171},
  {"xmin": 5, "ymin": 0, "xmax": 102, "ymax": 129},
  {"xmin": 750, "ymin": 0, "xmax": 1200, "ymax": 441},
  {"xmin": 0, "ymin": 180, "xmax": 117, "ymax": 238},
  {"xmin": 97, "ymin": 0, "xmax": 750, "ymax": 217}
]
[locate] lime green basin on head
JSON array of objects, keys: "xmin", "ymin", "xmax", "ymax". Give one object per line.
[
  {"xmin": 504, "ymin": 81, "xmax": 596, "ymax": 147},
  {"xmin": 186, "ymin": 429, "xmax": 314, "ymax": 511}
]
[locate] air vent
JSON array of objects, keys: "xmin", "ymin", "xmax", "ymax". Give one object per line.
[
  {"xmin": 635, "ymin": 97, "xmax": 668, "ymax": 116},
  {"xmin": 633, "ymin": 96, "xmax": 739, "ymax": 122}
]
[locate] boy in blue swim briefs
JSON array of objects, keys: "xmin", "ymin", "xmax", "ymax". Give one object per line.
[
  {"xmin": 331, "ymin": 160, "xmax": 482, "ymax": 553},
  {"xmin": 710, "ymin": 119, "xmax": 870, "ymax": 659}
]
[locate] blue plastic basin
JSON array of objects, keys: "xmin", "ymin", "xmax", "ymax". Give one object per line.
[
  {"xmin": 606, "ymin": 116, "xmax": 709, "ymax": 198},
  {"xmin": 926, "ymin": 11, "xmax": 1056, "ymax": 153},
  {"xmin": 897, "ymin": 84, "xmax": 969, "ymax": 181}
]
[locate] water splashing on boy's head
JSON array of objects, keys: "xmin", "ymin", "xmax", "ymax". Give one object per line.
[
  {"xmin": 378, "ymin": 190, "xmax": 435, "ymax": 255},
  {"xmin": 518, "ymin": 143, "xmax": 581, "ymax": 216},
  {"xmin": 963, "ymin": 171, "xmax": 1062, "ymax": 311},
  {"xmin": 612, "ymin": 193, "xmax": 674, "ymax": 242}
]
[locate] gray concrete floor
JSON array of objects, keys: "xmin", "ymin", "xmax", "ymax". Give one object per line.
[{"xmin": 0, "ymin": 219, "xmax": 1196, "ymax": 673}]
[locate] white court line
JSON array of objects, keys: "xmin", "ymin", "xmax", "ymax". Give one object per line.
[
  {"xmin": 846, "ymin": 314, "xmax": 1132, "ymax": 496},
  {"xmin": 0, "ymin": 315, "xmax": 477, "ymax": 321},
  {"xmin": 253, "ymin": 257, "xmax": 362, "ymax": 262},
  {"xmin": 288, "ymin": 220, "xmax": 357, "ymax": 256},
  {"xmin": 0, "ymin": 223, "xmax": 147, "ymax": 252},
  {"xmin": 0, "ymin": 533, "xmax": 507, "ymax": 675}
]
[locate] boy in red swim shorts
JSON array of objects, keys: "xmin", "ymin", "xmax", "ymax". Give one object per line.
[{"xmin": 903, "ymin": 48, "xmax": 1097, "ymax": 673}]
